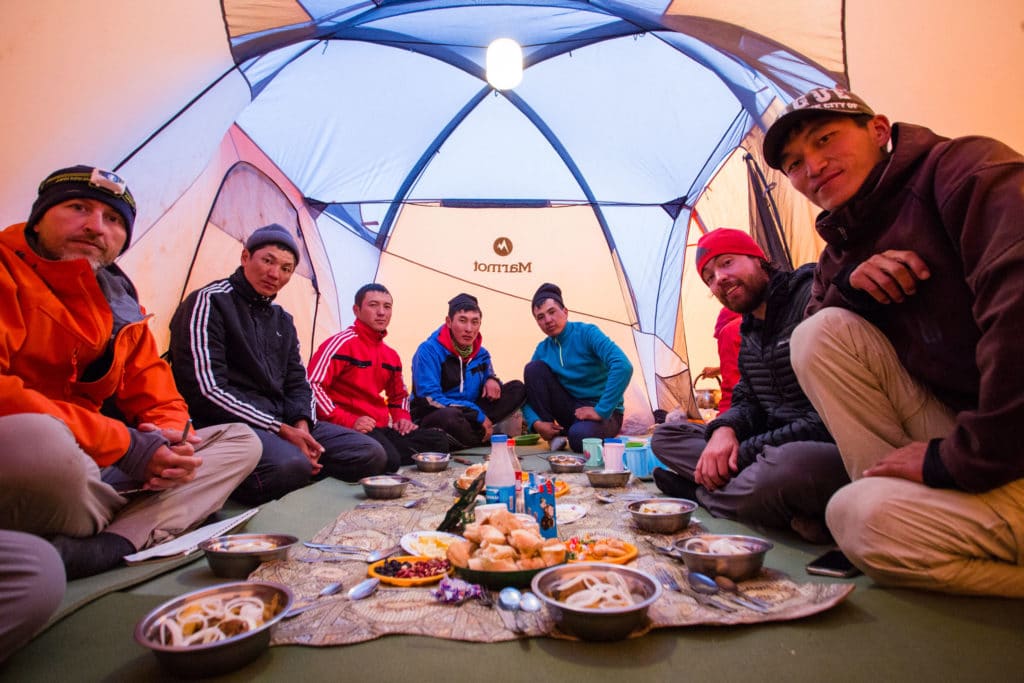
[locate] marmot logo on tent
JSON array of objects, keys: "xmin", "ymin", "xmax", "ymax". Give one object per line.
[
  {"xmin": 473, "ymin": 260, "xmax": 532, "ymax": 273},
  {"xmin": 493, "ymin": 237, "xmax": 513, "ymax": 256}
]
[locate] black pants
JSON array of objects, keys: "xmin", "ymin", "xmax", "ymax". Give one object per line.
[
  {"xmin": 366, "ymin": 426, "xmax": 451, "ymax": 471},
  {"xmin": 524, "ymin": 361, "xmax": 622, "ymax": 452},
  {"xmin": 233, "ymin": 423, "xmax": 388, "ymax": 505},
  {"xmin": 415, "ymin": 380, "xmax": 526, "ymax": 449}
]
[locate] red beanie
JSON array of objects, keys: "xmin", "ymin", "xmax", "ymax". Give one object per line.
[{"xmin": 695, "ymin": 229, "xmax": 767, "ymax": 276}]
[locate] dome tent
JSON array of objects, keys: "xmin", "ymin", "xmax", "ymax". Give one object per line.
[{"xmin": 1, "ymin": 0, "xmax": 841, "ymax": 428}]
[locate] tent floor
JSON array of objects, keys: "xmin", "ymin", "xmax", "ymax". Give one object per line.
[{"xmin": 5, "ymin": 448, "xmax": 1023, "ymax": 681}]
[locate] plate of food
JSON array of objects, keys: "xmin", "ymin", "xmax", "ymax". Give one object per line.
[
  {"xmin": 400, "ymin": 531, "xmax": 462, "ymax": 559},
  {"xmin": 557, "ymin": 503, "xmax": 587, "ymax": 524},
  {"xmin": 566, "ymin": 535, "xmax": 638, "ymax": 564},
  {"xmin": 367, "ymin": 556, "xmax": 452, "ymax": 586},
  {"xmin": 554, "ymin": 480, "xmax": 570, "ymax": 497}
]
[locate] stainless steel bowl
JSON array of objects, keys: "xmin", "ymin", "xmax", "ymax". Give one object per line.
[
  {"xmin": 532, "ymin": 563, "xmax": 662, "ymax": 641},
  {"xmin": 626, "ymin": 498, "xmax": 697, "ymax": 534},
  {"xmin": 547, "ymin": 454, "xmax": 586, "ymax": 473},
  {"xmin": 672, "ymin": 534, "xmax": 773, "ymax": 581},
  {"xmin": 585, "ymin": 469, "xmax": 631, "ymax": 488},
  {"xmin": 411, "ymin": 452, "xmax": 451, "ymax": 472},
  {"xmin": 199, "ymin": 533, "xmax": 298, "ymax": 579},
  {"xmin": 134, "ymin": 581, "xmax": 293, "ymax": 677},
  {"xmin": 360, "ymin": 475, "xmax": 409, "ymax": 499}
]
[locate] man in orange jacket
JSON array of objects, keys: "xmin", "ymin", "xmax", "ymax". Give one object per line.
[{"xmin": 0, "ymin": 166, "xmax": 260, "ymax": 579}]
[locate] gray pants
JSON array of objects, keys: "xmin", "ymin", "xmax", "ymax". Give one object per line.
[
  {"xmin": 0, "ymin": 413, "xmax": 260, "ymax": 549},
  {"xmin": 650, "ymin": 421, "xmax": 849, "ymax": 530},
  {"xmin": 0, "ymin": 530, "xmax": 64, "ymax": 663}
]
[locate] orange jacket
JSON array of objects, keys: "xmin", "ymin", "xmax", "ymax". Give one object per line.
[{"xmin": 0, "ymin": 223, "xmax": 189, "ymax": 466}]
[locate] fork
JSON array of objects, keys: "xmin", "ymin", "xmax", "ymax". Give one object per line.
[
  {"xmin": 356, "ymin": 497, "xmax": 427, "ymax": 510},
  {"xmin": 654, "ymin": 565, "xmax": 734, "ymax": 612}
]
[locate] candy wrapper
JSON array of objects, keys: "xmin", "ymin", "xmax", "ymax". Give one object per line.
[{"xmin": 432, "ymin": 577, "xmax": 486, "ymax": 605}]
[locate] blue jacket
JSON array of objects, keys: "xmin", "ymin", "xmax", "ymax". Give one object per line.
[
  {"xmin": 522, "ymin": 321, "xmax": 632, "ymax": 426},
  {"xmin": 410, "ymin": 325, "xmax": 497, "ymax": 424}
]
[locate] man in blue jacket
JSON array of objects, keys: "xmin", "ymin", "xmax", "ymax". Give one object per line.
[
  {"xmin": 410, "ymin": 293, "xmax": 526, "ymax": 449},
  {"xmin": 523, "ymin": 283, "xmax": 633, "ymax": 453}
]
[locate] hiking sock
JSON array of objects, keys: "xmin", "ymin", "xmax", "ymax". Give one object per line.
[
  {"xmin": 49, "ymin": 532, "xmax": 136, "ymax": 580},
  {"xmin": 653, "ymin": 467, "xmax": 701, "ymax": 501}
]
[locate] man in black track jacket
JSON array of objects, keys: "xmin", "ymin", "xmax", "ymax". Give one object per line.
[{"xmin": 651, "ymin": 229, "xmax": 848, "ymax": 543}]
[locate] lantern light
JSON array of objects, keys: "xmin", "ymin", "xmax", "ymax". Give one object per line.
[{"xmin": 486, "ymin": 38, "xmax": 523, "ymax": 90}]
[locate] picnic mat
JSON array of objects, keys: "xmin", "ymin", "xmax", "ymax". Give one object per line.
[{"xmin": 253, "ymin": 469, "xmax": 854, "ymax": 645}]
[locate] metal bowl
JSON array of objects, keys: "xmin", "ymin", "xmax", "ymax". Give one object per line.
[
  {"xmin": 134, "ymin": 581, "xmax": 293, "ymax": 678},
  {"xmin": 199, "ymin": 534, "xmax": 298, "ymax": 579},
  {"xmin": 531, "ymin": 563, "xmax": 662, "ymax": 641},
  {"xmin": 360, "ymin": 475, "xmax": 409, "ymax": 499},
  {"xmin": 586, "ymin": 469, "xmax": 631, "ymax": 488},
  {"xmin": 626, "ymin": 498, "xmax": 697, "ymax": 534},
  {"xmin": 672, "ymin": 534, "xmax": 773, "ymax": 581},
  {"xmin": 547, "ymin": 454, "xmax": 586, "ymax": 473},
  {"xmin": 411, "ymin": 451, "xmax": 451, "ymax": 472}
]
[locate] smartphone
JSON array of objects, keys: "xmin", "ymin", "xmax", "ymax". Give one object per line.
[{"xmin": 806, "ymin": 549, "xmax": 861, "ymax": 578}]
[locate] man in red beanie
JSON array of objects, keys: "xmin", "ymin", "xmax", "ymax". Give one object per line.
[
  {"xmin": 770, "ymin": 86, "xmax": 1024, "ymax": 595},
  {"xmin": 651, "ymin": 228, "xmax": 848, "ymax": 542}
]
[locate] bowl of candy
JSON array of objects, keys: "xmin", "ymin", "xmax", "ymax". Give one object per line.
[
  {"xmin": 134, "ymin": 581, "xmax": 293, "ymax": 677},
  {"xmin": 531, "ymin": 563, "xmax": 661, "ymax": 641}
]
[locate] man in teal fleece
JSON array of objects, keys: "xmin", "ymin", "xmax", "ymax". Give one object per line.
[{"xmin": 523, "ymin": 283, "xmax": 633, "ymax": 453}]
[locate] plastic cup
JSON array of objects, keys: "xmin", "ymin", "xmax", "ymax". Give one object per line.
[
  {"xmin": 603, "ymin": 440, "xmax": 625, "ymax": 472},
  {"xmin": 581, "ymin": 438, "xmax": 603, "ymax": 467},
  {"xmin": 625, "ymin": 445, "xmax": 653, "ymax": 478}
]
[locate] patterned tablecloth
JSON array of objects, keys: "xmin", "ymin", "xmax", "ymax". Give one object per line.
[{"xmin": 252, "ymin": 467, "xmax": 854, "ymax": 645}]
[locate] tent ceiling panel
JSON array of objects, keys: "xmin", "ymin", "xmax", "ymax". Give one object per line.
[
  {"xmin": 237, "ymin": 41, "xmax": 485, "ymax": 202},
  {"xmin": 0, "ymin": 0, "xmax": 235, "ymax": 223},
  {"xmin": 665, "ymin": 0, "xmax": 846, "ymax": 80},
  {"xmin": 517, "ymin": 34, "xmax": 742, "ymax": 204},
  {"xmin": 412, "ymin": 94, "xmax": 588, "ymax": 201}
]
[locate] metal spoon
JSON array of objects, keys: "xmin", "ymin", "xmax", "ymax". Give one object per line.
[
  {"xmin": 356, "ymin": 497, "xmax": 427, "ymax": 510},
  {"xmin": 712, "ymin": 575, "xmax": 771, "ymax": 612},
  {"xmin": 686, "ymin": 572, "xmax": 736, "ymax": 612},
  {"xmin": 347, "ymin": 577, "xmax": 380, "ymax": 600},
  {"xmin": 497, "ymin": 586, "xmax": 528, "ymax": 633},
  {"xmin": 283, "ymin": 581, "xmax": 345, "ymax": 619},
  {"xmin": 365, "ymin": 544, "xmax": 401, "ymax": 563}
]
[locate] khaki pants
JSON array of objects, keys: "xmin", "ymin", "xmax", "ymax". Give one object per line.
[
  {"xmin": 791, "ymin": 309, "xmax": 1024, "ymax": 596},
  {"xmin": 0, "ymin": 413, "xmax": 260, "ymax": 549}
]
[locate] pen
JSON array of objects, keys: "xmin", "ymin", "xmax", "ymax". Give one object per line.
[{"xmin": 177, "ymin": 418, "xmax": 193, "ymax": 445}]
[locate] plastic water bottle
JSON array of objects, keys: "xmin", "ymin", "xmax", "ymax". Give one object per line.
[{"xmin": 485, "ymin": 435, "xmax": 516, "ymax": 511}]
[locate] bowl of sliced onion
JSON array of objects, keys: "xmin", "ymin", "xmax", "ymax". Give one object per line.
[
  {"xmin": 134, "ymin": 581, "xmax": 293, "ymax": 677},
  {"xmin": 531, "ymin": 562, "xmax": 661, "ymax": 641}
]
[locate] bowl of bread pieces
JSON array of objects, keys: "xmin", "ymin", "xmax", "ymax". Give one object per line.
[{"xmin": 447, "ymin": 508, "xmax": 567, "ymax": 588}]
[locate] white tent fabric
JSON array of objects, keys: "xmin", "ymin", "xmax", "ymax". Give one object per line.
[{"xmin": 3, "ymin": 0, "xmax": 848, "ymax": 427}]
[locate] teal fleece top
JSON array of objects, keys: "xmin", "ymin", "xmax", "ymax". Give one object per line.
[{"xmin": 522, "ymin": 321, "xmax": 632, "ymax": 427}]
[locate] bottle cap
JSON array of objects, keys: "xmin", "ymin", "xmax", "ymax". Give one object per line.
[{"xmin": 491, "ymin": 434, "xmax": 508, "ymax": 443}]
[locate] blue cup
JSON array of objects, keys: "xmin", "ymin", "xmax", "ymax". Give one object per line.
[{"xmin": 624, "ymin": 445, "xmax": 654, "ymax": 478}]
